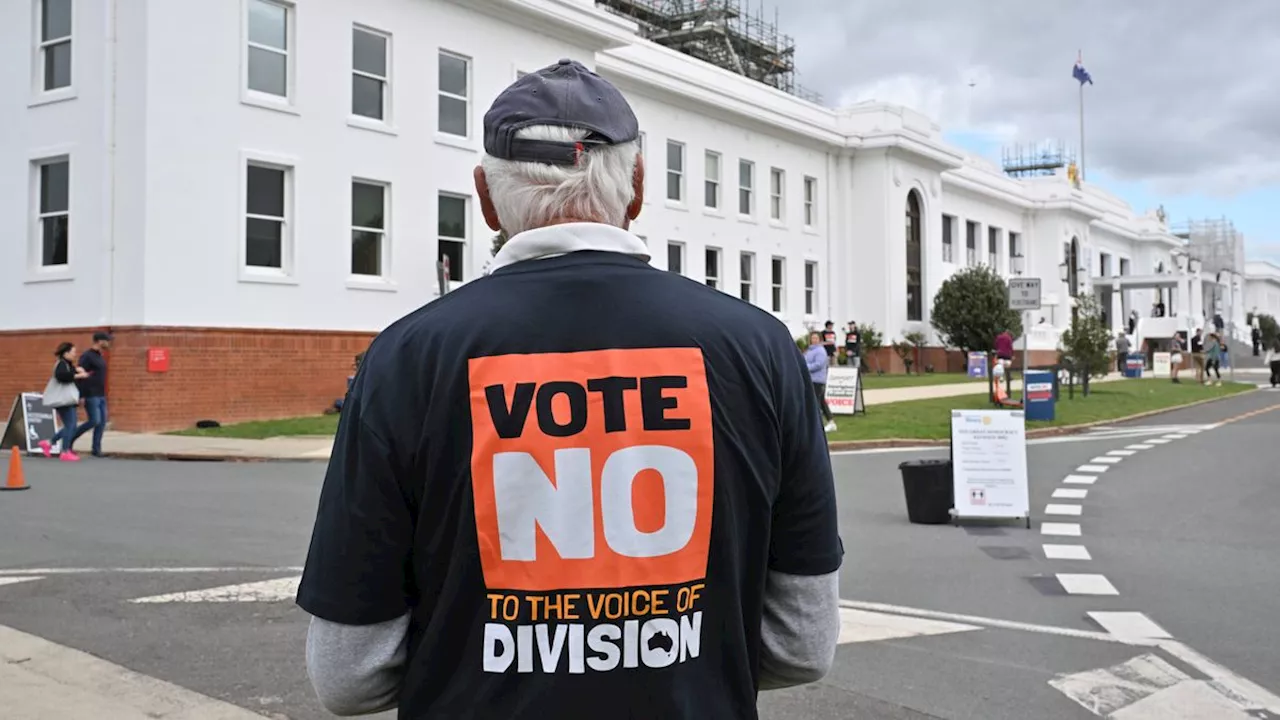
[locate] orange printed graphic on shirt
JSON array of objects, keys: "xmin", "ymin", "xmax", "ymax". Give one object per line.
[{"xmin": 468, "ymin": 348, "xmax": 715, "ymax": 592}]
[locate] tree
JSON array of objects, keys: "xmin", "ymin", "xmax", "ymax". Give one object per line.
[
  {"xmin": 930, "ymin": 266, "xmax": 1024, "ymax": 353},
  {"xmin": 491, "ymin": 230, "xmax": 509, "ymax": 257},
  {"xmin": 1060, "ymin": 294, "xmax": 1112, "ymax": 379},
  {"xmin": 1248, "ymin": 312, "xmax": 1280, "ymax": 350},
  {"xmin": 894, "ymin": 331, "xmax": 927, "ymax": 374},
  {"xmin": 859, "ymin": 322, "xmax": 885, "ymax": 374}
]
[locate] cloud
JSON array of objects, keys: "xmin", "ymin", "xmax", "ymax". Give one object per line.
[{"xmin": 759, "ymin": 0, "xmax": 1280, "ymax": 196}]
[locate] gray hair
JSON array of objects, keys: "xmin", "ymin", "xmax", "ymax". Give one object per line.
[{"xmin": 480, "ymin": 125, "xmax": 640, "ymax": 237}]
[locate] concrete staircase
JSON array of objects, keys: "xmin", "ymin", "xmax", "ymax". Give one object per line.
[{"xmin": 1223, "ymin": 335, "xmax": 1268, "ymax": 369}]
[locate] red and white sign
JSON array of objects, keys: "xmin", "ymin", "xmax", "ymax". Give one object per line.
[{"xmin": 146, "ymin": 347, "xmax": 170, "ymax": 373}]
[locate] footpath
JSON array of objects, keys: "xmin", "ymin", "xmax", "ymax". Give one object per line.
[{"xmin": 84, "ymin": 369, "xmax": 1266, "ymax": 462}]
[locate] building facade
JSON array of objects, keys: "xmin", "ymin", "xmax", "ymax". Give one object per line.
[{"xmin": 0, "ymin": 0, "xmax": 1260, "ymax": 431}]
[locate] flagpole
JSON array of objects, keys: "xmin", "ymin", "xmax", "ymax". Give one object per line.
[{"xmin": 1078, "ymin": 80, "xmax": 1086, "ymax": 182}]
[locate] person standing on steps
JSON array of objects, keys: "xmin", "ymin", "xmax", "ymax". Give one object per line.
[
  {"xmin": 805, "ymin": 332, "xmax": 837, "ymax": 433},
  {"xmin": 38, "ymin": 342, "xmax": 89, "ymax": 462},
  {"xmin": 295, "ymin": 59, "xmax": 842, "ymax": 719},
  {"xmin": 73, "ymin": 331, "xmax": 113, "ymax": 458}
]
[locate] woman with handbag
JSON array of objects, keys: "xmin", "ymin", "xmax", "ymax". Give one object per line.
[{"xmin": 38, "ymin": 342, "xmax": 89, "ymax": 462}]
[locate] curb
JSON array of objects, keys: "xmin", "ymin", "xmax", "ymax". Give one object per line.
[
  {"xmin": 97, "ymin": 452, "xmax": 325, "ymax": 463},
  {"xmin": 826, "ymin": 386, "xmax": 1258, "ymax": 451}
]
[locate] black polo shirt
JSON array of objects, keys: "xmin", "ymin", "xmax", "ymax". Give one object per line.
[{"xmin": 297, "ymin": 250, "xmax": 842, "ymax": 719}]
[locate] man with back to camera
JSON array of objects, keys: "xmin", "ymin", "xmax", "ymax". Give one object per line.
[{"xmin": 295, "ymin": 59, "xmax": 843, "ymax": 719}]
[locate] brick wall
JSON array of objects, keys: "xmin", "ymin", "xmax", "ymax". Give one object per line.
[{"xmin": 0, "ymin": 326, "xmax": 375, "ymax": 432}]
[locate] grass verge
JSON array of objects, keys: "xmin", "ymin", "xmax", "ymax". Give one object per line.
[
  {"xmin": 169, "ymin": 414, "xmax": 340, "ymax": 439},
  {"xmin": 859, "ymin": 372, "xmax": 983, "ymax": 390},
  {"xmin": 826, "ymin": 379, "xmax": 1252, "ymax": 443}
]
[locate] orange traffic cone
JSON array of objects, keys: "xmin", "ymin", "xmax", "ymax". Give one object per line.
[{"xmin": 2, "ymin": 447, "xmax": 30, "ymax": 492}]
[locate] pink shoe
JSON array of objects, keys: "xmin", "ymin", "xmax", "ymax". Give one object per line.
[
  {"xmin": 60, "ymin": 451, "xmax": 81, "ymax": 463},
  {"xmin": 37, "ymin": 440, "xmax": 52, "ymax": 458}
]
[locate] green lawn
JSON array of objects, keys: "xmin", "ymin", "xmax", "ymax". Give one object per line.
[
  {"xmin": 827, "ymin": 379, "xmax": 1252, "ymax": 443},
  {"xmin": 859, "ymin": 372, "xmax": 983, "ymax": 390},
  {"xmin": 169, "ymin": 414, "xmax": 340, "ymax": 439}
]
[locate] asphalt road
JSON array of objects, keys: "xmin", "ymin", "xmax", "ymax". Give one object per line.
[{"xmin": 2, "ymin": 389, "xmax": 1279, "ymax": 719}]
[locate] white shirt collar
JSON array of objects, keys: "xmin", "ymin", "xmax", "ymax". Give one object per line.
[{"xmin": 486, "ymin": 222, "xmax": 650, "ymax": 275}]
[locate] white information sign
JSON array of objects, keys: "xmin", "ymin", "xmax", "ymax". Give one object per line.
[
  {"xmin": 1008, "ymin": 278, "xmax": 1042, "ymax": 311},
  {"xmin": 1152, "ymin": 352, "xmax": 1171, "ymax": 378},
  {"xmin": 825, "ymin": 367, "xmax": 865, "ymax": 415},
  {"xmin": 950, "ymin": 410, "xmax": 1030, "ymax": 522}
]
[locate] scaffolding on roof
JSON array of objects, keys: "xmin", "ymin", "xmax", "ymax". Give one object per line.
[
  {"xmin": 1001, "ymin": 141, "xmax": 1076, "ymax": 179},
  {"xmin": 596, "ymin": 0, "xmax": 822, "ymax": 104},
  {"xmin": 1173, "ymin": 217, "xmax": 1245, "ymax": 278}
]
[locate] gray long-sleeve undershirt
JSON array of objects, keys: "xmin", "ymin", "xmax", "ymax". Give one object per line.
[{"xmin": 304, "ymin": 569, "xmax": 840, "ymax": 715}]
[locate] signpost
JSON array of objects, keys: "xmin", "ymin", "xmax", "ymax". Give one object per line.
[
  {"xmin": 1008, "ymin": 278, "xmax": 1043, "ymax": 403},
  {"xmin": 825, "ymin": 367, "xmax": 865, "ymax": 416},
  {"xmin": 0, "ymin": 393, "xmax": 59, "ymax": 454},
  {"xmin": 950, "ymin": 409, "xmax": 1031, "ymax": 527}
]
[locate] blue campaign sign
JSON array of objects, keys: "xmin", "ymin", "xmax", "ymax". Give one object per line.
[{"xmin": 967, "ymin": 352, "xmax": 988, "ymax": 378}]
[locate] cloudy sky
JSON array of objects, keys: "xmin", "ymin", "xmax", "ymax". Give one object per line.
[{"xmin": 759, "ymin": 0, "xmax": 1280, "ymax": 260}]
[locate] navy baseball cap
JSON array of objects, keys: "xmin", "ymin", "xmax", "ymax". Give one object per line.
[{"xmin": 483, "ymin": 58, "xmax": 639, "ymax": 167}]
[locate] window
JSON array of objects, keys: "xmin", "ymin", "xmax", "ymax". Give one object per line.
[
  {"xmin": 245, "ymin": 163, "xmax": 290, "ymax": 270},
  {"xmin": 667, "ymin": 241, "xmax": 684, "ymax": 274},
  {"xmin": 438, "ymin": 52, "xmax": 469, "ymax": 137},
  {"xmin": 1008, "ymin": 231, "xmax": 1020, "ymax": 263},
  {"xmin": 906, "ymin": 191, "xmax": 923, "ymax": 321},
  {"xmin": 38, "ymin": 0, "xmax": 72, "ymax": 91},
  {"xmin": 247, "ymin": 0, "xmax": 290, "ymax": 98},
  {"xmin": 352, "ymin": 27, "xmax": 389, "ymax": 121},
  {"xmin": 35, "ymin": 158, "xmax": 70, "ymax": 267},
  {"xmin": 705, "ymin": 247, "xmax": 720, "ymax": 288},
  {"xmin": 988, "ymin": 226, "xmax": 1000, "ymax": 269},
  {"xmin": 666, "ymin": 141, "xmax": 684, "ymax": 202},
  {"xmin": 771, "ymin": 256, "xmax": 785, "ymax": 312},
  {"xmin": 804, "ymin": 261, "xmax": 817, "ymax": 315},
  {"xmin": 1100, "ymin": 252, "xmax": 1112, "ymax": 277},
  {"xmin": 739, "ymin": 252, "xmax": 754, "ymax": 302},
  {"xmin": 351, "ymin": 181, "xmax": 387, "ymax": 277},
  {"xmin": 1119, "ymin": 257, "xmax": 1130, "ymax": 276},
  {"xmin": 965, "ymin": 221, "xmax": 978, "ymax": 266},
  {"xmin": 803, "ymin": 177, "xmax": 817, "ymax": 227},
  {"xmin": 942, "ymin": 215, "xmax": 955, "ymax": 263},
  {"xmin": 738, "ymin": 160, "xmax": 754, "ymax": 216},
  {"xmin": 438, "ymin": 194, "xmax": 467, "ymax": 282},
  {"xmin": 704, "ymin": 151, "xmax": 721, "ymax": 210},
  {"xmin": 769, "ymin": 168, "xmax": 785, "ymax": 221}
]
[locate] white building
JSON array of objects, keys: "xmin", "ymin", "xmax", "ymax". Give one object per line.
[
  {"xmin": 0, "ymin": 0, "xmax": 1260, "ymax": 430},
  {"xmin": 1245, "ymin": 261, "xmax": 1280, "ymax": 322}
]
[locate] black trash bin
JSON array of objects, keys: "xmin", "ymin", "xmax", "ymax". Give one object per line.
[{"xmin": 899, "ymin": 459, "xmax": 954, "ymax": 525}]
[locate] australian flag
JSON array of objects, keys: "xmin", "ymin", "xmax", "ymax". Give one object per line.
[{"xmin": 1073, "ymin": 52, "xmax": 1093, "ymax": 85}]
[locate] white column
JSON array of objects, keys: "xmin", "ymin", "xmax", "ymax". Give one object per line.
[{"xmin": 1111, "ymin": 288, "xmax": 1123, "ymax": 332}]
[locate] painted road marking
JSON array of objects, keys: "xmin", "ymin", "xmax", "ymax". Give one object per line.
[
  {"xmin": 1056, "ymin": 573, "xmax": 1119, "ymax": 595},
  {"xmin": 1063, "ymin": 475, "xmax": 1098, "ymax": 485},
  {"xmin": 840, "ymin": 599, "xmax": 1280, "ymax": 714},
  {"xmin": 1050, "ymin": 653, "xmax": 1190, "ymax": 717},
  {"xmin": 0, "ymin": 566, "xmax": 303, "ymax": 576},
  {"xmin": 1087, "ymin": 612, "xmax": 1171, "ymax": 641},
  {"xmin": 1041, "ymin": 522, "xmax": 1082, "ymax": 537},
  {"xmin": 1043, "ymin": 544, "xmax": 1092, "ymax": 560},
  {"xmin": 837, "ymin": 607, "xmax": 978, "ymax": 645},
  {"xmin": 1109, "ymin": 681, "xmax": 1258, "ymax": 719},
  {"xmin": 0, "ymin": 624, "xmax": 263, "ymax": 718},
  {"xmin": 1163, "ymin": 434, "xmax": 1188, "ymax": 440},
  {"xmin": 1053, "ymin": 488, "xmax": 1089, "ymax": 499},
  {"xmin": 1045, "ymin": 504, "xmax": 1083, "ymax": 516},
  {"xmin": 1146, "ymin": 438, "xmax": 1172, "ymax": 444},
  {"xmin": 1077, "ymin": 465, "xmax": 1110, "ymax": 473},
  {"xmin": 1090, "ymin": 456, "xmax": 1123, "ymax": 464},
  {"xmin": 129, "ymin": 576, "xmax": 301, "ymax": 604},
  {"xmin": 1108, "ymin": 449, "xmax": 1137, "ymax": 456},
  {"xmin": 0, "ymin": 577, "xmax": 42, "ymax": 588},
  {"xmin": 1126, "ymin": 444, "xmax": 1155, "ymax": 450}
]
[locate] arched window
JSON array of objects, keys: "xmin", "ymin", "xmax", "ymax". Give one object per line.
[{"xmin": 906, "ymin": 191, "xmax": 923, "ymax": 321}]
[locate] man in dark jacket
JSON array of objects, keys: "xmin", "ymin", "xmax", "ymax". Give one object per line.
[{"xmin": 74, "ymin": 331, "xmax": 112, "ymax": 457}]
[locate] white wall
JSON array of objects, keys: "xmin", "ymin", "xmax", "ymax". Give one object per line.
[
  {"xmin": 0, "ymin": 0, "xmax": 119, "ymax": 331},
  {"xmin": 138, "ymin": 0, "xmax": 602, "ymax": 332}
]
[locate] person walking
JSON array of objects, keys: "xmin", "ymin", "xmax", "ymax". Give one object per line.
[
  {"xmin": 1170, "ymin": 333, "xmax": 1185, "ymax": 384},
  {"xmin": 805, "ymin": 332, "xmax": 837, "ymax": 433},
  {"xmin": 72, "ymin": 331, "xmax": 112, "ymax": 457},
  {"xmin": 37, "ymin": 342, "xmax": 89, "ymax": 462},
  {"xmin": 1203, "ymin": 333, "xmax": 1224, "ymax": 386},
  {"xmin": 1266, "ymin": 341, "xmax": 1280, "ymax": 388},
  {"xmin": 1190, "ymin": 328, "xmax": 1206, "ymax": 385},
  {"xmin": 296, "ymin": 59, "xmax": 842, "ymax": 719},
  {"xmin": 1115, "ymin": 332, "xmax": 1131, "ymax": 374}
]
